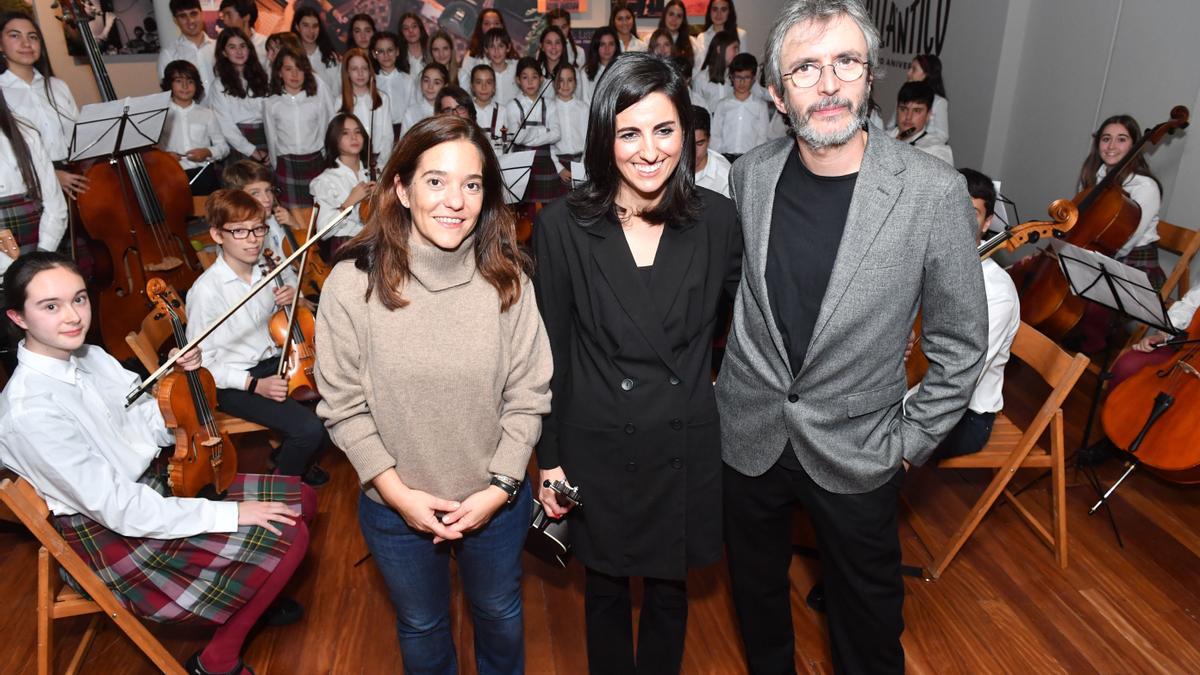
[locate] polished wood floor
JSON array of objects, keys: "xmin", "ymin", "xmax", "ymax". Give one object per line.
[{"xmin": 2, "ymin": 363, "xmax": 1199, "ymax": 674}]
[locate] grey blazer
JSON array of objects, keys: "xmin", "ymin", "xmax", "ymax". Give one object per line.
[{"xmin": 715, "ymin": 129, "xmax": 988, "ymax": 494}]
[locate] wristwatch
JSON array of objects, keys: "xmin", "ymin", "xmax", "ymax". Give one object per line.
[{"xmin": 489, "ymin": 474, "xmax": 521, "ymax": 504}]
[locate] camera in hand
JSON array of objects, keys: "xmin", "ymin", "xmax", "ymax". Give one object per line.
[{"xmin": 525, "ymin": 479, "xmax": 582, "ymax": 568}]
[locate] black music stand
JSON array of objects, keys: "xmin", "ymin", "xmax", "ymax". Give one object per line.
[{"xmin": 68, "ymin": 91, "xmax": 170, "ymax": 162}]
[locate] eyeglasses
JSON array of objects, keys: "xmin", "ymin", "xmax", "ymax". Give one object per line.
[
  {"xmin": 373, "ymin": 47, "xmax": 397, "ymax": 55},
  {"xmin": 221, "ymin": 225, "xmax": 270, "ymax": 239},
  {"xmin": 731, "ymin": 74, "xmax": 755, "ymax": 83},
  {"xmin": 781, "ymin": 56, "xmax": 868, "ymax": 88},
  {"xmin": 440, "ymin": 104, "xmax": 469, "ymax": 115}
]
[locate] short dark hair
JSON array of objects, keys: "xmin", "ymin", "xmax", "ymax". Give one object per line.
[
  {"xmin": 515, "ymin": 56, "xmax": 541, "ymax": 79},
  {"xmin": 958, "ymin": 168, "xmax": 996, "ymax": 219},
  {"xmin": 437, "ymin": 85, "xmax": 476, "ymax": 122},
  {"xmin": 729, "ymin": 52, "xmax": 757, "ymax": 75},
  {"xmin": 161, "ymin": 59, "xmax": 205, "ymax": 102},
  {"xmin": 169, "ymin": 0, "xmax": 201, "ymax": 16},
  {"xmin": 570, "ymin": 53, "xmax": 700, "ymax": 226},
  {"xmin": 471, "ymin": 63, "xmax": 496, "ymax": 84},
  {"xmin": 897, "ymin": 81, "xmax": 935, "ymax": 108},
  {"xmin": 218, "ymin": 0, "xmax": 256, "ymax": 23},
  {"xmin": 693, "ymin": 105, "xmax": 712, "ymax": 135}
]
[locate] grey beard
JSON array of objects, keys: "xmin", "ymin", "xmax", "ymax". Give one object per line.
[{"xmin": 788, "ymin": 93, "xmax": 870, "ymax": 150}]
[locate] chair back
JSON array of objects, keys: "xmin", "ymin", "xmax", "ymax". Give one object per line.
[
  {"xmin": 1156, "ymin": 220, "xmax": 1200, "ymax": 300},
  {"xmin": 1009, "ymin": 322, "xmax": 1090, "ymax": 431}
]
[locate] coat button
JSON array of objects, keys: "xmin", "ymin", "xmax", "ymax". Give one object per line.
[
  {"xmin": 669, "ymin": 376, "xmax": 681, "ymax": 386},
  {"xmin": 788, "ymin": 394, "xmax": 799, "ymax": 403},
  {"xmin": 624, "ymin": 423, "xmax": 636, "ymax": 434},
  {"xmin": 626, "ymin": 461, "xmax": 638, "ymax": 472},
  {"xmin": 671, "ymin": 458, "xmax": 683, "ymax": 469},
  {"xmin": 621, "ymin": 378, "xmax": 635, "ymax": 391},
  {"xmin": 670, "ymin": 418, "xmax": 682, "ymax": 430}
]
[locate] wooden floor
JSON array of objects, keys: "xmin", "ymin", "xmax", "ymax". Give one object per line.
[{"xmin": 2, "ymin": 363, "xmax": 1199, "ymax": 674}]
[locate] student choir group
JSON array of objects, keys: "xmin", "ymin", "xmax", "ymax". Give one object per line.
[{"xmin": 0, "ymin": 0, "xmax": 1189, "ymax": 674}]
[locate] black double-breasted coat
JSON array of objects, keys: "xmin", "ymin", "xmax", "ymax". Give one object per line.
[{"xmin": 532, "ymin": 190, "xmax": 742, "ymax": 580}]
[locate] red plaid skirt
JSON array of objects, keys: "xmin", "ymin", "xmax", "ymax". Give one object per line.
[
  {"xmin": 53, "ymin": 472, "xmax": 303, "ymax": 625},
  {"xmin": 236, "ymin": 122, "xmax": 268, "ymax": 155},
  {"xmin": 275, "ymin": 151, "xmax": 324, "ymax": 210},
  {"xmin": 1119, "ymin": 243, "xmax": 1166, "ymax": 290},
  {"xmin": 0, "ymin": 192, "xmax": 43, "ymax": 255},
  {"xmin": 514, "ymin": 144, "xmax": 566, "ymax": 204}
]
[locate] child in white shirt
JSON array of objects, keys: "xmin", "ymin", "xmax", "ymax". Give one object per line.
[
  {"xmin": 309, "ymin": 113, "xmax": 375, "ymax": 255},
  {"xmin": 403, "ymin": 63, "xmax": 446, "ymax": 134},
  {"xmin": 504, "ymin": 58, "xmax": 561, "ymax": 206},
  {"xmin": 551, "ymin": 64, "xmax": 588, "ymax": 188},
  {"xmin": 470, "ymin": 64, "xmax": 504, "ymax": 148},
  {"xmin": 159, "ymin": 60, "xmax": 228, "ymax": 195},
  {"xmin": 369, "ymin": 31, "xmax": 414, "ymax": 140},
  {"xmin": 710, "ymin": 53, "xmax": 769, "ymax": 160},
  {"xmin": 340, "ymin": 48, "xmax": 393, "ymax": 170},
  {"xmin": 263, "ymin": 47, "xmax": 335, "ymax": 210}
]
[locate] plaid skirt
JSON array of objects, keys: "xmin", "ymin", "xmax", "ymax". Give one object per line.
[
  {"xmin": 230, "ymin": 122, "xmax": 269, "ymax": 162},
  {"xmin": 275, "ymin": 151, "xmax": 324, "ymax": 210},
  {"xmin": 0, "ymin": 192, "xmax": 43, "ymax": 255},
  {"xmin": 53, "ymin": 471, "xmax": 303, "ymax": 625},
  {"xmin": 1119, "ymin": 243, "xmax": 1166, "ymax": 290},
  {"xmin": 514, "ymin": 144, "xmax": 566, "ymax": 203}
]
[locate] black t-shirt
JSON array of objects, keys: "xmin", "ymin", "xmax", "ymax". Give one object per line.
[{"xmin": 765, "ymin": 147, "xmax": 858, "ymax": 377}]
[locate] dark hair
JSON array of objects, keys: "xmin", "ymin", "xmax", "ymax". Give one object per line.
[
  {"xmin": 341, "ymin": 115, "xmax": 530, "ymax": 311},
  {"xmin": 958, "ymin": 168, "xmax": 996, "ymax": 219},
  {"xmin": 345, "ymin": 13, "xmax": 376, "ymax": 51},
  {"xmin": 169, "ymin": 0, "xmax": 202, "ymax": 15},
  {"xmin": 470, "ymin": 63, "xmax": 496, "ymax": 88},
  {"xmin": 4, "ymin": 252, "xmax": 84, "ymax": 336},
  {"xmin": 912, "ymin": 54, "xmax": 946, "ymax": 98},
  {"xmin": 0, "ymin": 12, "xmax": 73, "ymax": 131},
  {"xmin": 340, "ymin": 48, "xmax": 381, "ymax": 112},
  {"xmin": 467, "ymin": 8, "xmax": 509, "ymax": 58},
  {"xmin": 545, "ymin": 8, "xmax": 581, "ymax": 65},
  {"xmin": 609, "ymin": 2, "xmax": 639, "ymax": 39},
  {"xmin": 270, "ymin": 46, "xmax": 318, "ymax": 96},
  {"xmin": 427, "ymin": 30, "xmax": 459, "ymax": 83},
  {"xmin": 291, "ymin": 7, "xmax": 339, "ymax": 68},
  {"xmin": 437, "ymin": 85, "xmax": 476, "ymax": 122},
  {"xmin": 692, "ymin": 104, "xmax": 712, "ymax": 134},
  {"xmin": 704, "ymin": 0, "xmax": 738, "ymax": 33},
  {"xmin": 570, "ymin": 53, "xmax": 700, "ymax": 226},
  {"xmin": 585, "ymin": 27, "xmax": 620, "ymax": 79},
  {"xmin": 0, "ymin": 89, "xmax": 40, "ymax": 202},
  {"xmin": 537, "ymin": 26, "xmax": 568, "ymax": 79},
  {"xmin": 483, "ymin": 27, "xmax": 518, "ymax": 61},
  {"xmin": 729, "ymin": 52, "xmax": 757, "ymax": 75},
  {"xmin": 515, "ymin": 56, "xmax": 541, "ymax": 81},
  {"xmin": 214, "ymin": 28, "xmax": 269, "ymax": 98},
  {"xmin": 398, "ymin": 11, "xmax": 430, "ymax": 60},
  {"xmin": 206, "ymin": 188, "xmax": 266, "ymax": 230},
  {"xmin": 897, "ymin": 80, "xmax": 934, "ymax": 108},
  {"xmin": 369, "ymin": 31, "xmax": 409, "ymax": 74},
  {"xmin": 700, "ymin": 30, "xmax": 739, "ymax": 84},
  {"xmin": 658, "ymin": 1, "xmax": 696, "ymax": 65},
  {"xmin": 322, "ymin": 113, "xmax": 370, "ymax": 169},
  {"xmin": 218, "ymin": 0, "xmax": 257, "ymax": 24},
  {"xmin": 222, "ymin": 158, "xmax": 275, "ymax": 188},
  {"xmin": 670, "ymin": 55, "xmax": 692, "ymax": 81},
  {"xmin": 418, "ymin": 62, "xmax": 450, "ymax": 98},
  {"xmin": 648, "ymin": 28, "xmax": 675, "ymax": 56},
  {"xmin": 1078, "ymin": 114, "xmax": 1162, "ymax": 195},
  {"xmin": 162, "ymin": 59, "xmax": 205, "ymax": 102}
]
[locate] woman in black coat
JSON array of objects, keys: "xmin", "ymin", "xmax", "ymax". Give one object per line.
[{"xmin": 532, "ymin": 53, "xmax": 741, "ymax": 675}]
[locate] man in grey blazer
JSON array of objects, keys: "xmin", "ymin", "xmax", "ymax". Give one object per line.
[{"xmin": 715, "ymin": 1, "xmax": 988, "ymax": 673}]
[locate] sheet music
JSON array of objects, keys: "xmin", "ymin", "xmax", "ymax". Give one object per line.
[
  {"xmin": 1052, "ymin": 240, "xmax": 1173, "ymax": 331},
  {"xmin": 69, "ymin": 91, "xmax": 171, "ymax": 162},
  {"xmin": 498, "ymin": 150, "xmax": 536, "ymax": 205}
]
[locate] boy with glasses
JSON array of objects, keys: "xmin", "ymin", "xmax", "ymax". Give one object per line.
[
  {"xmin": 711, "ymin": 53, "xmax": 769, "ymax": 161},
  {"xmin": 186, "ymin": 189, "xmax": 329, "ymax": 487}
]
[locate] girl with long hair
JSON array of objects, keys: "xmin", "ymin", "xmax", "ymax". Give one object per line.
[
  {"xmin": 657, "ymin": 0, "xmax": 697, "ymax": 70},
  {"xmin": 370, "ymin": 31, "xmax": 413, "ymax": 140},
  {"xmin": 695, "ymin": 0, "xmax": 746, "ymax": 62},
  {"xmin": 649, "ymin": 28, "xmax": 676, "ymax": 58},
  {"xmin": 461, "ymin": 8, "xmax": 509, "ymax": 84},
  {"xmin": 264, "ymin": 46, "xmax": 335, "ymax": 210},
  {"xmin": 610, "ymin": 1, "xmax": 647, "ymax": 53},
  {"xmin": 404, "ymin": 62, "xmax": 448, "ymax": 133},
  {"xmin": 340, "ymin": 47, "xmax": 393, "ymax": 169},
  {"xmin": 533, "ymin": 53, "xmax": 741, "ymax": 675},
  {"xmin": 310, "ymin": 113, "xmax": 373, "ymax": 252},
  {"xmin": 546, "ymin": 8, "xmax": 587, "ymax": 67},
  {"xmin": 398, "ymin": 12, "xmax": 430, "ymax": 71},
  {"xmin": 345, "ymin": 12, "xmax": 375, "ymax": 52},
  {"xmin": 0, "ymin": 88, "xmax": 66, "ymax": 275},
  {"xmin": 316, "ymin": 115, "xmax": 551, "ymax": 675},
  {"xmin": 581, "ymin": 26, "xmax": 620, "ymax": 103},
  {"xmin": 426, "ymin": 30, "xmax": 460, "ymax": 90},
  {"xmin": 211, "ymin": 27, "xmax": 271, "ymax": 162},
  {"xmin": 291, "ymin": 6, "xmax": 340, "ymax": 91},
  {"xmin": 536, "ymin": 26, "xmax": 568, "ymax": 80},
  {"xmin": 693, "ymin": 29, "xmax": 740, "ymax": 111}
]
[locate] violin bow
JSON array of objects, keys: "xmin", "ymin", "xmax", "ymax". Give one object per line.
[
  {"xmin": 125, "ymin": 204, "xmax": 354, "ymax": 407},
  {"xmin": 275, "ymin": 206, "xmax": 319, "ymax": 378}
]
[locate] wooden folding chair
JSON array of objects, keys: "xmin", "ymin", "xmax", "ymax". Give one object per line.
[
  {"xmin": 0, "ymin": 477, "xmax": 186, "ymax": 675},
  {"xmin": 907, "ymin": 322, "xmax": 1090, "ymax": 580},
  {"xmin": 124, "ymin": 284, "xmax": 269, "ymax": 438},
  {"xmin": 1122, "ymin": 220, "xmax": 1200, "ymax": 349}
]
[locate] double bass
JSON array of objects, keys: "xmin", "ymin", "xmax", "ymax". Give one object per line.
[
  {"xmin": 147, "ymin": 279, "xmax": 238, "ymax": 497},
  {"xmin": 1013, "ymin": 107, "xmax": 1189, "ymax": 341},
  {"xmin": 57, "ymin": 1, "xmax": 202, "ymax": 361}
]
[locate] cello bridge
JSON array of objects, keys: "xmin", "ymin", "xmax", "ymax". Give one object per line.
[
  {"xmin": 1177, "ymin": 360, "xmax": 1200, "ymax": 380},
  {"xmin": 145, "ymin": 256, "xmax": 184, "ymax": 272}
]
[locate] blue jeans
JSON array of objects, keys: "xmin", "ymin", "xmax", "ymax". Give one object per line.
[{"xmin": 358, "ymin": 481, "xmax": 529, "ymax": 675}]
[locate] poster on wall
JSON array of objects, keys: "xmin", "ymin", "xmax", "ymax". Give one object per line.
[
  {"xmin": 862, "ymin": 0, "xmax": 951, "ymax": 72},
  {"xmin": 538, "ymin": 1, "xmax": 588, "ymax": 12},
  {"xmin": 59, "ymin": 0, "xmax": 161, "ymax": 56}
]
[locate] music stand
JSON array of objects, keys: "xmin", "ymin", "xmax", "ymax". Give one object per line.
[
  {"xmin": 498, "ymin": 150, "xmax": 535, "ymax": 205},
  {"xmin": 69, "ymin": 91, "xmax": 170, "ymax": 162},
  {"xmin": 1052, "ymin": 240, "xmax": 1180, "ymax": 521}
]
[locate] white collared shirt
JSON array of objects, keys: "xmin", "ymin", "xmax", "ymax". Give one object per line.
[
  {"xmin": 263, "ymin": 84, "xmax": 335, "ymax": 162},
  {"xmin": 889, "ymin": 126, "xmax": 955, "ymax": 166},
  {"xmin": 310, "ymin": 159, "xmax": 370, "ymax": 239},
  {"xmin": 694, "ymin": 26, "xmax": 748, "ymax": 65},
  {"xmin": 619, "ymin": 34, "xmax": 648, "ymax": 53},
  {"xmin": 307, "ymin": 47, "xmax": 341, "ymax": 93},
  {"xmin": 504, "ymin": 93, "xmax": 559, "ymax": 148},
  {"xmin": 377, "ymin": 68, "xmax": 414, "ymax": 125},
  {"xmin": 0, "ymin": 343, "xmax": 240, "ymax": 537},
  {"xmin": 552, "ymin": 96, "xmax": 588, "ymax": 158},
  {"xmin": 1096, "ymin": 165, "xmax": 1162, "ymax": 257},
  {"xmin": 351, "ymin": 91, "xmax": 394, "ymax": 166},
  {"xmin": 0, "ymin": 70, "xmax": 79, "ymax": 162},
  {"xmin": 157, "ymin": 32, "xmax": 217, "ymax": 96},
  {"xmin": 475, "ymin": 99, "xmax": 503, "ymax": 137},
  {"xmin": 0, "ymin": 124, "xmax": 68, "ymax": 273},
  {"xmin": 1167, "ymin": 285, "xmax": 1200, "ymax": 331},
  {"xmin": 159, "ymin": 100, "xmax": 229, "ymax": 170},
  {"xmin": 186, "ymin": 253, "xmax": 285, "ymax": 390},
  {"xmin": 209, "ymin": 76, "xmax": 266, "ymax": 156},
  {"xmin": 889, "ymin": 94, "xmax": 950, "ymax": 144},
  {"xmin": 580, "ymin": 63, "xmax": 612, "ymax": 104},
  {"xmin": 486, "ymin": 59, "xmax": 519, "ymax": 108},
  {"xmin": 402, "ymin": 97, "xmax": 435, "ymax": 133},
  {"xmin": 970, "ymin": 259, "xmax": 1021, "ymax": 413},
  {"xmin": 695, "ymin": 148, "xmax": 732, "ymax": 198},
  {"xmin": 711, "ymin": 95, "xmax": 770, "ymax": 155}
]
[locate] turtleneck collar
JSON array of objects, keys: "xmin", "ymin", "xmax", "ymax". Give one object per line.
[{"xmin": 407, "ymin": 233, "xmax": 477, "ymax": 292}]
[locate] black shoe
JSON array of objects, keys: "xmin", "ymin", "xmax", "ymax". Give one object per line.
[
  {"xmin": 185, "ymin": 651, "xmax": 256, "ymax": 675},
  {"xmin": 262, "ymin": 596, "xmax": 304, "ymax": 627},
  {"xmin": 806, "ymin": 581, "xmax": 826, "ymax": 614},
  {"xmin": 301, "ymin": 464, "xmax": 330, "ymax": 487}
]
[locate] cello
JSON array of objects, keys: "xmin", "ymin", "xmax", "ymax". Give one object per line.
[
  {"xmin": 147, "ymin": 278, "xmax": 238, "ymax": 497},
  {"xmin": 260, "ymin": 250, "xmax": 320, "ymax": 401},
  {"xmin": 1013, "ymin": 107, "xmax": 1189, "ymax": 341},
  {"xmin": 57, "ymin": 1, "xmax": 202, "ymax": 361}
]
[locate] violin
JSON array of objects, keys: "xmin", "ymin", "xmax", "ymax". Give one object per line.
[
  {"xmin": 260, "ymin": 250, "xmax": 320, "ymax": 402},
  {"xmin": 57, "ymin": 1, "xmax": 201, "ymax": 362},
  {"xmin": 1101, "ymin": 311, "xmax": 1200, "ymax": 483},
  {"xmin": 1012, "ymin": 107, "xmax": 1189, "ymax": 341},
  {"xmin": 147, "ymin": 279, "xmax": 238, "ymax": 497},
  {"xmin": 273, "ymin": 195, "xmax": 330, "ymax": 296},
  {"xmin": 906, "ymin": 200, "xmax": 1079, "ymax": 387}
]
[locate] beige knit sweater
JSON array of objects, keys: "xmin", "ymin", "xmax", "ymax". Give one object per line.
[{"xmin": 315, "ymin": 235, "xmax": 553, "ymax": 504}]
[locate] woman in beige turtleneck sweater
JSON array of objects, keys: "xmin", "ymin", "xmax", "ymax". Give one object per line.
[{"xmin": 315, "ymin": 116, "xmax": 551, "ymax": 674}]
